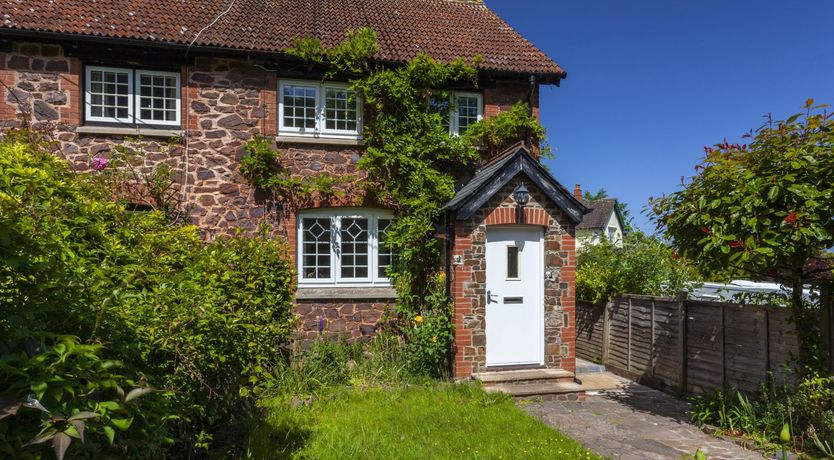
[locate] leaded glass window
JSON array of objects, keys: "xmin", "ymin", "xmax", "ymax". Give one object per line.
[
  {"xmin": 302, "ymin": 218, "xmax": 332, "ymax": 279},
  {"xmin": 298, "ymin": 211, "xmax": 394, "ymax": 286},
  {"xmin": 340, "ymin": 218, "xmax": 369, "ymax": 279},
  {"xmin": 377, "ymin": 219, "xmax": 395, "ymax": 278}
]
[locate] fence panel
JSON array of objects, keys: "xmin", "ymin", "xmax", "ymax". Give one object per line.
[
  {"xmin": 575, "ymin": 301, "xmax": 605, "ymax": 362},
  {"xmin": 574, "ymin": 294, "xmax": 806, "ymax": 396}
]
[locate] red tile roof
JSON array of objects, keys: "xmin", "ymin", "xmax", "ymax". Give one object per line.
[{"xmin": 0, "ymin": 0, "xmax": 566, "ymax": 80}]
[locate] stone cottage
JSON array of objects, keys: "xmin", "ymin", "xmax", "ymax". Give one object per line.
[{"xmin": 0, "ymin": 0, "xmax": 588, "ymax": 392}]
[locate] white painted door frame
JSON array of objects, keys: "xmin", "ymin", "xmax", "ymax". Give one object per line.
[{"xmin": 484, "ymin": 225, "xmax": 545, "ymax": 367}]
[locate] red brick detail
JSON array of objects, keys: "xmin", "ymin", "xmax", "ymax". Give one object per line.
[
  {"xmin": 484, "ymin": 206, "xmax": 549, "ymax": 227},
  {"xmin": 262, "ymin": 73, "xmax": 277, "ymax": 136}
]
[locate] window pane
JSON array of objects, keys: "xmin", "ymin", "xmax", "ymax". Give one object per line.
[
  {"xmin": 88, "ymin": 68, "xmax": 131, "ymax": 120},
  {"xmin": 324, "ymin": 87, "xmax": 358, "ymax": 132},
  {"xmin": 377, "ymin": 219, "xmax": 396, "ymax": 278},
  {"xmin": 456, "ymin": 95, "xmax": 480, "ymax": 134},
  {"xmin": 302, "ymin": 218, "xmax": 332, "ymax": 279},
  {"xmin": 507, "ymin": 246, "xmax": 519, "ymax": 279},
  {"xmin": 137, "ymin": 72, "xmax": 179, "ymax": 123},
  {"xmin": 340, "ymin": 218, "xmax": 369, "ymax": 278},
  {"xmin": 283, "ymin": 85, "xmax": 317, "ymax": 130},
  {"xmin": 428, "ymin": 96, "xmax": 450, "ymax": 132}
]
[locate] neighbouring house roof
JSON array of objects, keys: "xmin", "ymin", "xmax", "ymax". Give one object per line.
[
  {"xmin": 577, "ymin": 198, "xmax": 621, "ymax": 230},
  {"xmin": 444, "ymin": 144, "xmax": 589, "ymax": 223},
  {"xmin": 0, "ymin": 0, "xmax": 566, "ymax": 81}
]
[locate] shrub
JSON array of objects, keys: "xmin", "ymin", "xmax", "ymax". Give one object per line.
[
  {"xmin": 576, "ymin": 231, "xmax": 698, "ymax": 303},
  {"xmin": 0, "ymin": 336, "xmax": 162, "ymax": 460},
  {"xmin": 0, "ymin": 136, "xmax": 296, "ymax": 457},
  {"xmin": 689, "ymin": 374, "xmax": 834, "ymax": 457}
]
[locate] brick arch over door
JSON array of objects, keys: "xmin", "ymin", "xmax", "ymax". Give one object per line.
[{"xmin": 484, "ymin": 206, "xmax": 550, "ymax": 227}]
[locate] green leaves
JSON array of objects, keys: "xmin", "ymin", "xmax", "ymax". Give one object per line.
[
  {"xmin": 649, "ymin": 103, "xmax": 834, "ymax": 372},
  {"xmin": 650, "ymin": 104, "xmax": 834, "ymax": 283},
  {"xmin": 576, "ymin": 232, "xmax": 698, "ymax": 303},
  {"xmin": 463, "ymin": 101, "xmax": 550, "ymax": 158}
]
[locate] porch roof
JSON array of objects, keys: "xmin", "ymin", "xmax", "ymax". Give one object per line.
[{"xmin": 444, "ymin": 144, "xmax": 589, "ymax": 223}]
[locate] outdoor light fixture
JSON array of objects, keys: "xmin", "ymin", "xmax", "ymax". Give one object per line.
[{"xmin": 513, "ymin": 183, "xmax": 530, "ymax": 223}]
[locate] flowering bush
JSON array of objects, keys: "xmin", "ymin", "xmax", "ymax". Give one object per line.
[{"xmin": 402, "ymin": 274, "xmax": 454, "ymax": 377}]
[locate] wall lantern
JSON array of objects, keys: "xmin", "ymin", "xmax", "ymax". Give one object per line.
[{"xmin": 513, "ymin": 183, "xmax": 530, "ymax": 223}]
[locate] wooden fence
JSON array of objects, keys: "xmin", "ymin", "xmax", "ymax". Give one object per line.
[{"xmin": 576, "ymin": 295, "xmax": 804, "ymax": 395}]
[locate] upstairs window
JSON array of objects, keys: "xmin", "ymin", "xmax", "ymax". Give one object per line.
[
  {"xmin": 298, "ymin": 210, "xmax": 395, "ymax": 286},
  {"xmin": 429, "ymin": 91, "xmax": 483, "ymax": 136},
  {"xmin": 85, "ymin": 66, "xmax": 181, "ymax": 127},
  {"xmin": 607, "ymin": 226, "xmax": 618, "ymax": 242},
  {"xmin": 279, "ymin": 80, "xmax": 362, "ymax": 139}
]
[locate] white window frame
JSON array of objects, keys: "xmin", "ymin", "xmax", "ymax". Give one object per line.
[
  {"xmin": 297, "ymin": 209, "xmax": 393, "ymax": 287},
  {"xmin": 84, "ymin": 66, "xmax": 181, "ymax": 127},
  {"xmin": 135, "ymin": 70, "xmax": 182, "ymax": 127},
  {"xmin": 430, "ymin": 91, "xmax": 483, "ymax": 136},
  {"xmin": 450, "ymin": 91, "xmax": 483, "ymax": 136},
  {"xmin": 278, "ymin": 79, "xmax": 363, "ymax": 139},
  {"xmin": 85, "ymin": 66, "xmax": 134, "ymax": 124}
]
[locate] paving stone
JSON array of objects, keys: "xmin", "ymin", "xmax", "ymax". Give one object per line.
[{"xmin": 521, "ymin": 375, "xmax": 763, "ymax": 460}]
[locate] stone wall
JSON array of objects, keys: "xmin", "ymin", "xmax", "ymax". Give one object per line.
[
  {"xmin": 1, "ymin": 39, "xmax": 542, "ymax": 342},
  {"xmin": 451, "ymin": 177, "xmax": 577, "ymax": 378},
  {"xmin": 295, "ymin": 300, "xmax": 395, "ymax": 349}
]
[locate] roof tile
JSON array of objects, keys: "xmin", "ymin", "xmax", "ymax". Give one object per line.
[{"xmin": 0, "ymin": 0, "xmax": 566, "ymax": 78}]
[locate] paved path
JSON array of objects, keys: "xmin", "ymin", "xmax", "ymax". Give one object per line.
[{"xmin": 521, "ymin": 374, "xmax": 762, "ymax": 460}]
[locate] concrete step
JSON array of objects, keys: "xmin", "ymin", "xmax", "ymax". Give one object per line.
[
  {"xmin": 485, "ymin": 381, "xmax": 584, "ymax": 399},
  {"xmin": 472, "ymin": 368, "xmax": 574, "ymax": 385},
  {"xmin": 575, "ymin": 358, "xmax": 606, "ymax": 374}
]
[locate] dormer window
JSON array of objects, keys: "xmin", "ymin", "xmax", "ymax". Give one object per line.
[
  {"xmin": 429, "ymin": 91, "xmax": 483, "ymax": 136},
  {"xmin": 84, "ymin": 66, "xmax": 181, "ymax": 127},
  {"xmin": 279, "ymin": 80, "xmax": 362, "ymax": 139}
]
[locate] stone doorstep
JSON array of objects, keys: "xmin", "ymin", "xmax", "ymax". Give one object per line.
[
  {"xmin": 472, "ymin": 368, "xmax": 574, "ymax": 385},
  {"xmin": 485, "ymin": 381, "xmax": 584, "ymax": 398}
]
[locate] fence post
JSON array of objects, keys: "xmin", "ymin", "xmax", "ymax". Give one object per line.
[
  {"xmin": 602, "ymin": 300, "xmax": 612, "ymax": 366},
  {"xmin": 650, "ymin": 298, "xmax": 656, "ymax": 380},
  {"xmin": 676, "ymin": 293, "xmax": 687, "ymax": 395},
  {"xmin": 822, "ymin": 284, "xmax": 834, "ymax": 375},
  {"xmin": 627, "ymin": 297, "xmax": 633, "ymax": 373},
  {"xmin": 720, "ymin": 303, "xmax": 726, "ymax": 390},
  {"xmin": 765, "ymin": 307, "xmax": 771, "ymax": 374}
]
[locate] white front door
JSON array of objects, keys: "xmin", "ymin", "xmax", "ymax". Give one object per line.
[{"xmin": 485, "ymin": 226, "xmax": 544, "ymax": 367}]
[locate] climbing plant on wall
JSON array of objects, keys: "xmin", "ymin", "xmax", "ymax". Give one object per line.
[{"xmin": 241, "ymin": 28, "xmax": 549, "ymax": 375}]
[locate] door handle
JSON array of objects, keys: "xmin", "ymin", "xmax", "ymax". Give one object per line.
[{"xmin": 487, "ymin": 290, "xmax": 499, "ymax": 304}]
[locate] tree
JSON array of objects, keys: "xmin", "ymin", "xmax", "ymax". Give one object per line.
[
  {"xmin": 650, "ymin": 100, "xmax": 834, "ymax": 371},
  {"xmin": 583, "ymin": 188, "xmax": 608, "ymax": 201}
]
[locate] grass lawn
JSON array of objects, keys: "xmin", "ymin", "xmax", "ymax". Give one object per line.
[{"xmin": 249, "ymin": 382, "xmax": 603, "ymax": 459}]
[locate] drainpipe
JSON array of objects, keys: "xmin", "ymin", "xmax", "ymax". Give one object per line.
[
  {"xmin": 444, "ymin": 211, "xmax": 454, "ymax": 302},
  {"xmin": 444, "ymin": 210, "xmax": 455, "ymax": 377},
  {"xmin": 525, "ymin": 74, "xmax": 536, "ymax": 150}
]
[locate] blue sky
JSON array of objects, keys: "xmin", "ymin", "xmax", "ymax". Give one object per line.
[{"xmin": 487, "ymin": 0, "xmax": 834, "ymax": 232}]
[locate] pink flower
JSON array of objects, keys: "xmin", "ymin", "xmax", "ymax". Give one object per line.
[{"xmin": 91, "ymin": 156, "xmax": 109, "ymax": 171}]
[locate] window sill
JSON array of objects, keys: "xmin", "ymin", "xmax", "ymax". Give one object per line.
[
  {"xmin": 76, "ymin": 126, "xmax": 182, "ymax": 138},
  {"xmin": 296, "ymin": 286, "xmax": 397, "ymax": 300},
  {"xmin": 276, "ymin": 135, "xmax": 363, "ymax": 146}
]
